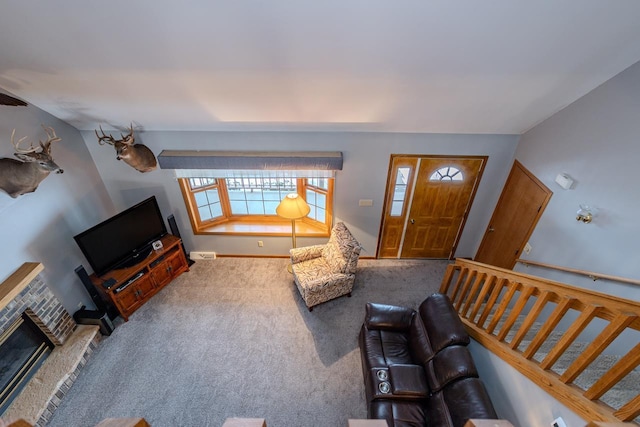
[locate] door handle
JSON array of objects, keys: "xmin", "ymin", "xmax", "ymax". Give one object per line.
[{"xmin": 410, "ymin": 219, "xmax": 415, "ymax": 224}]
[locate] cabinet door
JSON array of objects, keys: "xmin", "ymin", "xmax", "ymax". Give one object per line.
[
  {"xmin": 136, "ymin": 275, "xmax": 156, "ymax": 298},
  {"xmin": 167, "ymin": 252, "xmax": 187, "ymax": 277},
  {"xmin": 150, "ymin": 260, "xmax": 172, "ymax": 288},
  {"xmin": 115, "ymin": 284, "xmax": 141, "ymax": 314}
]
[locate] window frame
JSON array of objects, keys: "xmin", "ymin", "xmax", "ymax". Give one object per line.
[{"xmin": 178, "ymin": 176, "xmax": 333, "ymax": 236}]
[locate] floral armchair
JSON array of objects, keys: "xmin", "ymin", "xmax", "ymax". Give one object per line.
[{"xmin": 290, "ymin": 222, "xmax": 362, "ymax": 311}]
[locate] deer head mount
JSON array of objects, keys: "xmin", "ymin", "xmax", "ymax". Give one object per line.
[
  {"xmin": 95, "ymin": 125, "xmax": 157, "ymax": 173},
  {"xmin": 0, "ymin": 126, "xmax": 64, "ymax": 198}
]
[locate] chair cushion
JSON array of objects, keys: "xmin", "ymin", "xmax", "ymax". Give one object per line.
[
  {"xmin": 322, "ymin": 235, "xmax": 347, "ymax": 272},
  {"xmin": 292, "ymin": 257, "xmax": 332, "ymax": 287}
]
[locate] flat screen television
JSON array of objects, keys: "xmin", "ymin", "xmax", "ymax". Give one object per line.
[{"xmin": 74, "ymin": 196, "xmax": 167, "ymax": 277}]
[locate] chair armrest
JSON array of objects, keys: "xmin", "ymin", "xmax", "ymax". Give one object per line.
[
  {"xmin": 365, "ymin": 303, "xmax": 415, "ymax": 331},
  {"xmin": 303, "ymin": 273, "xmax": 352, "ymax": 292},
  {"xmin": 290, "ymin": 245, "xmax": 325, "ymax": 263}
]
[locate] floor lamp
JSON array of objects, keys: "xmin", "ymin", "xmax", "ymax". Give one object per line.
[{"xmin": 276, "ymin": 193, "xmax": 310, "ymax": 273}]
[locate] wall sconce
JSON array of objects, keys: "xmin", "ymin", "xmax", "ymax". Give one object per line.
[{"xmin": 576, "ymin": 204, "xmax": 593, "ymax": 223}]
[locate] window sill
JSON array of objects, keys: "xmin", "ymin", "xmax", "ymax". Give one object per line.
[{"xmin": 194, "ymin": 219, "xmax": 330, "ymax": 237}]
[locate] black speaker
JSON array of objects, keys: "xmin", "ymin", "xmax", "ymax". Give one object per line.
[
  {"xmin": 74, "ymin": 307, "xmax": 114, "ymax": 336},
  {"xmin": 167, "ymin": 214, "xmax": 194, "ymax": 266},
  {"xmin": 75, "ymin": 265, "xmax": 119, "ymax": 321}
]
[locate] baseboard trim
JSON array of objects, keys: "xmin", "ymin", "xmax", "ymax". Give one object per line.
[{"xmin": 214, "ymin": 254, "xmax": 377, "ymax": 259}]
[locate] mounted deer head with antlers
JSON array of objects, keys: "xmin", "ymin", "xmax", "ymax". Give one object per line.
[
  {"xmin": 0, "ymin": 126, "xmax": 64, "ymax": 198},
  {"xmin": 95, "ymin": 125, "xmax": 157, "ymax": 173}
]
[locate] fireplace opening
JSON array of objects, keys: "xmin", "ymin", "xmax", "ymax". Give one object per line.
[{"xmin": 0, "ymin": 313, "xmax": 54, "ymax": 414}]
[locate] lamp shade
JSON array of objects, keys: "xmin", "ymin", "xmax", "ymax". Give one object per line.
[{"xmin": 276, "ymin": 193, "xmax": 310, "ymax": 220}]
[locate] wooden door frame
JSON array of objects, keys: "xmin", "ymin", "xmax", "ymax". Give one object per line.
[
  {"xmin": 376, "ymin": 154, "xmax": 487, "ymax": 259},
  {"xmin": 474, "ymin": 159, "xmax": 553, "ymax": 269}
]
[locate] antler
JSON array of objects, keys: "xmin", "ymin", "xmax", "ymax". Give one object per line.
[
  {"xmin": 119, "ymin": 124, "xmax": 135, "ymax": 146},
  {"xmin": 11, "ymin": 129, "xmax": 40, "ymax": 154},
  {"xmin": 95, "ymin": 125, "xmax": 117, "ymax": 146},
  {"xmin": 39, "ymin": 126, "xmax": 61, "ymax": 154}
]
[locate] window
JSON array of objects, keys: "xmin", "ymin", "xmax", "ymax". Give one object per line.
[
  {"xmin": 390, "ymin": 167, "xmax": 411, "ymax": 216},
  {"xmin": 429, "ymin": 166, "xmax": 463, "ymax": 181},
  {"xmin": 179, "ymin": 175, "xmax": 333, "ymax": 236}
]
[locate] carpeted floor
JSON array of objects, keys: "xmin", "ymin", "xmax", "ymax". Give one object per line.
[{"xmin": 47, "ymin": 257, "xmax": 449, "ymax": 427}]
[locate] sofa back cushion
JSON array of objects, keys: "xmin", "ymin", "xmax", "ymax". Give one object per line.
[
  {"xmin": 425, "ymin": 377, "xmax": 497, "ymax": 427},
  {"xmin": 419, "ymin": 293, "xmax": 469, "ymax": 354},
  {"xmin": 408, "ymin": 313, "xmax": 435, "ymax": 365},
  {"xmin": 365, "ymin": 303, "xmax": 415, "ymax": 331},
  {"xmin": 424, "ymin": 345, "xmax": 478, "ymax": 392}
]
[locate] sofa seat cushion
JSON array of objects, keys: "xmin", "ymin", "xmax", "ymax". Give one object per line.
[
  {"xmin": 425, "ymin": 377, "xmax": 498, "ymax": 427},
  {"xmin": 425, "ymin": 345, "xmax": 478, "ymax": 392},
  {"xmin": 370, "ymin": 400, "xmax": 426, "ymax": 427},
  {"xmin": 360, "ymin": 326, "xmax": 415, "ymax": 369}
]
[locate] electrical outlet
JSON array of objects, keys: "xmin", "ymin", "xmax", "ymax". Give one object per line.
[
  {"xmin": 77, "ymin": 302, "xmax": 84, "ymax": 309},
  {"xmin": 258, "ymin": 240, "xmax": 264, "ymax": 247},
  {"xmin": 524, "ymin": 242, "xmax": 532, "ymax": 254},
  {"xmin": 551, "ymin": 417, "xmax": 567, "ymax": 427},
  {"xmin": 358, "ymin": 199, "xmax": 373, "ymax": 207}
]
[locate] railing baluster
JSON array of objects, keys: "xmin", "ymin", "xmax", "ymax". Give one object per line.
[
  {"xmin": 523, "ymin": 296, "xmax": 575, "ymax": 359},
  {"xmin": 470, "ymin": 275, "xmax": 496, "ymax": 323},
  {"xmin": 477, "ymin": 277, "xmax": 508, "ymax": 329},
  {"xmin": 450, "ymin": 267, "xmax": 469, "ymax": 304},
  {"xmin": 510, "ymin": 290, "xmax": 553, "ymax": 350},
  {"xmin": 455, "ymin": 269, "xmax": 477, "ymax": 311},
  {"xmin": 560, "ymin": 313, "xmax": 637, "ymax": 383},
  {"xmin": 497, "ymin": 285, "xmax": 535, "ymax": 342},
  {"xmin": 439, "ymin": 264, "xmax": 458, "ymax": 295},
  {"xmin": 486, "ymin": 281, "xmax": 519, "ymax": 335},
  {"xmin": 462, "ymin": 272, "xmax": 486, "ymax": 318},
  {"xmin": 585, "ymin": 342, "xmax": 640, "ymax": 400},
  {"xmin": 540, "ymin": 305, "xmax": 602, "ymax": 370},
  {"xmin": 614, "ymin": 393, "xmax": 640, "ymax": 422}
]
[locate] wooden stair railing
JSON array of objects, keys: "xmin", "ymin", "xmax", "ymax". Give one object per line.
[{"xmin": 439, "ymin": 259, "xmax": 640, "ymax": 424}]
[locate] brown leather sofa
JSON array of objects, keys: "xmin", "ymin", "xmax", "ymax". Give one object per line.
[{"xmin": 358, "ymin": 293, "xmax": 497, "ymax": 427}]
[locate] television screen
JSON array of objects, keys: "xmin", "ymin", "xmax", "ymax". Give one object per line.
[{"xmin": 74, "ymin": 196, "xmax": 167, "ymax": 277}]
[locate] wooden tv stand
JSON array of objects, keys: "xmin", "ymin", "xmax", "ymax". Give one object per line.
[{"xmin": 90, "ymin": 234, "xmax": 189, "ymax": 321}]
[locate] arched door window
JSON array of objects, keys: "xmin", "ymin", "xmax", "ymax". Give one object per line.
[{"xmin": 429, "ymin": 166, "xmax": 463, "ymax": 181}]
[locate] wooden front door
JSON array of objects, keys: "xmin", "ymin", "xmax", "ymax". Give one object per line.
[
  {"xmin": 378, "ymin": 155, "xmax": 486, "ymax": 259},
  {"xmin": 474, "ymin": 160, "xmax": 552, "ymax": 269}
]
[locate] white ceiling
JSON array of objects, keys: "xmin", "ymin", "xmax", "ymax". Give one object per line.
[{"xmin": 1, "ymin": 1, "xmax": 640, "ymax": 134}]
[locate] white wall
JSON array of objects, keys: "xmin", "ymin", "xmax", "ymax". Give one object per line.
[
  {"xmin": 79, "ymin": 130, "xmax": 518, "ymax": 258},
  {"xmin": 0, "ymin": 94, "xmax": 114, "ymax": 313},
  {"xmin": 514, "ymin": 60, "xmax": 640, "ymax": 299},
  {"xmin": 470, "ymin": 60, "xmax": 640, "ymax": 427}
]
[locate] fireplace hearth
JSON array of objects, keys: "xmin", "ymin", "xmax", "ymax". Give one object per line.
[
  {"xmin": 0, "ymin": 314, "xmax": 54, "ymax": 413},
  {"xmin": 0, "ymin": 262, "xmax": 101, "ymax": 426}
]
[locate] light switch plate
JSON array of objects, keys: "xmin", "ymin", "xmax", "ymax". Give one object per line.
[
  {"xmin": 551, "ymin": 417, "xmax": 567, "ymax": 427},
  {"xmin": 359, "ymin": 199, "xmax": 373, "ymax": 207}
]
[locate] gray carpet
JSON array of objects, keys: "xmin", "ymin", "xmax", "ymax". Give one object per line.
[{"xmin": 47, "ymin": 257, "xmax": 449, "ymax": 427}]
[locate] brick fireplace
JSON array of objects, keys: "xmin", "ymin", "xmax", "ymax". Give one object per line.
[
  {"xmin": 0, "ymin": 263, "xmax": 76, "ymax": 346},
  {"xmin": 0, "ymin": 263, "xmax": 101, "ymax": 426}
]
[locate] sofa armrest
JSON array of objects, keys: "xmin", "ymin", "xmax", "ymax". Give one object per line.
[
  {"xmin": 365, "ymin": 303, "xmax": 415, "ymax": 331},
  {"xmin": 290, "ymin": 245, "xmax": 324, "ymax": 264},
  {"xmin": 389, "ymin": 364, "xmax": 429, "ymax": 398}
]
